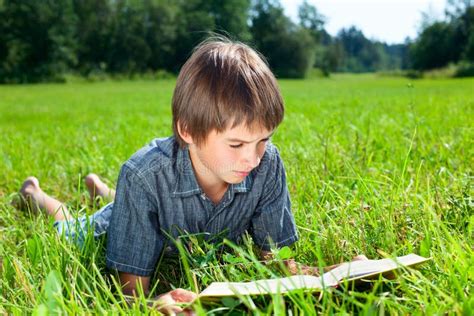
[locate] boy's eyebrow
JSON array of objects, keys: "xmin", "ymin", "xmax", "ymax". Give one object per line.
[{"xmin": 226, "ymin": 132, "xmax": 274, "ymax": 143}]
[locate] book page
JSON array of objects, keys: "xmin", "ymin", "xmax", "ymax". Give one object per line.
[
  {"xmin": 322, "ymin": 254, "xmax": 430, "ymax": 285},
  {"xmin": 199, "ymin": 275, "xmax": 322, "ymax": 297},
  {"xmin": 198, "ymin": 254, "xmax": 429, "ymax": 299}
]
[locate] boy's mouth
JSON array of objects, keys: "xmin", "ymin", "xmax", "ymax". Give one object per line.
[{"xmin": 234, "ymin": 170, "xmax": 250, "ymax": 177}]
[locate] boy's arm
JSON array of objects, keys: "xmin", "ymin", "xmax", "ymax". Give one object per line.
[
  {"xmin": 107, "ymin": 164, "xmax": 196, "ymax": 313},
  {"xmin": 119, "ymin": 272, "xmax": 151, "ymax": 296}
]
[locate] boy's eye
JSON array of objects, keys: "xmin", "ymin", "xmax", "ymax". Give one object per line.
[{"xmin": 230, "ymin": 139, "xmax": 269, "ymax": 149}]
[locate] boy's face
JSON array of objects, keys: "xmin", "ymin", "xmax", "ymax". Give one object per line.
[{"xmin": 187, "ymin": 123, "xmax": 273, "ymax": 186}]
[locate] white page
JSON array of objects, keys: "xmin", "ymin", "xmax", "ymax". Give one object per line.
[
  {"xmin": 198, "ymin": 254, "xmax": 429, "ymax": 298},
  {"xmin": 199, "ymin": 275, "xmax": 322, "ymax": 297},
  {"xmin": 322, "ymin": 254, "xmax": 429, "ymax": 285}
]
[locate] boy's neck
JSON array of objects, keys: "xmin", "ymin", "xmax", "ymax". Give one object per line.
[{"xmin": 188, "ymin": 146, "xmax": 229, "ymax": 204}]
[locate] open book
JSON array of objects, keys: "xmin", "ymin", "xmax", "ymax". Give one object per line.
[{"xmin": 198, "ymin": 254, "xmax": 430, "ymax": 299}]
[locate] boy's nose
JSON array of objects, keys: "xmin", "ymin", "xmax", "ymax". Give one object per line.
[{"xmin": 243, "ymin": 150, "xmax": 261, "ymax": 170}]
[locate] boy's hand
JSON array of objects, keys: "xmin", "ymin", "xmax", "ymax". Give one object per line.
[
  {"xmin": 260, "ymin": 250, "xmax": 370, "ymax": 276},
  {"xmin": 283, "ymin": 259, "xmax": 320, "ymax": 276},
  {"xmin": 154, "ymin": 288, "xmax": 197, "ymax": 315},
  {"xmin": 323, "ymin": 254, "xmax": 370, "ymax": 272},
  {"xmin": 260, "ymin": 250, "xmax": 320, "ymax": 276},
  {"xmin": 289, "ymin": 254, "xmax": 370, "ymax": 275}
]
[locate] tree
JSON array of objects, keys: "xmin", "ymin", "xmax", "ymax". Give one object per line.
[
  {"xmin": 336, "ymin": 26, "xmax": 383, "ymax": 72},
  {"xmin": 338, "ymin": 27, "xmax": 367, "ymax": 58},
  {"xmin": 73, "ymin": 0, "xmax": 182, "ymax": 74},
  {"xmin": 0, "ymin": 0, "xmax": 77, "ymax": 83},
  {"xmin": 323, "ymin": 41, "xmax": 345, "ymax": 72},
  {"xmin": 250, "ymin": 0, "xmax": 316, "ymax": 78},
  {"xmin": 298, "ymin": 0, "xmax": 329, "ymax": 74},
  {"xmin": 410, "ymin": 22, "xmax": 456, "ymax": 70},
  {"xmin": 0, "ymin": 4, "xmax": 7, "ymax": 70},
  {"xmin": 445, "ymin": 0, "xmax": 473, "ymax": 20},
  {"xmin": 72, "ymin": 0, "xmax": 112, "ymax": 75},
  {"xmin": 298, "ymin": 0, "xmax": 325, "ymax": 42},
  {"xmin": 462, "ymin": 24, "xmax": 474, "ymax": 61},
  {"xmin": 106, "ymin": 0, "xmax": 151, "ymax": 74},
  {"xmin": 410, "ymin": 1, "xmax": 474, "ymax": 70},
  {"xmin": 143, "ymin": 0, "xmax": 180, "ymax": 71},
  {"xmin": 210, "ymin": 0, "xmax": 252, "ymax": 42},
  {"xmin": 171, "ymin": 0, "xmax": 251, "ymax": 71},
  {"xmin": 451, "ymin": 5, "xmax": 474, "ymax": 61}
]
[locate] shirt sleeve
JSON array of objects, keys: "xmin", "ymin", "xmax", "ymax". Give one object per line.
[
  {"xmin": 106, "ymin": 163, "xmax": 165, "ymax": 276},
  {"xmin": 250, "ymin": 147, "xmax": 299, "ymax": 251}
]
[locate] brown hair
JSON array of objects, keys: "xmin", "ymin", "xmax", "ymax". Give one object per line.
[{"xmin": 172, "ymin": 37, "xmax": 284, "ymax": 148}]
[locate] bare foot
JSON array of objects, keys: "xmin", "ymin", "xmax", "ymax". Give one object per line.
[
  {"xmin": 85, "ymin": 173, "xmax": 115, "ymax": 203},
  {"xmin": 18, "ymin": 176, "xmax": 42, "ymax": 213},
  {"xmin": 16, "ymin": 176, "xmax": 71, "ymax": 221}
]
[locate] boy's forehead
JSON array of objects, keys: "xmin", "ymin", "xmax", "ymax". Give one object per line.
[{"xmin": 221, "ymin": 123, "xmax": 273, "ymax": 139}]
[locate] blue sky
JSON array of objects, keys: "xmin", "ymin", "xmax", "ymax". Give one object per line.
[{"xmin": 281, "ymin": 0, "xmax": 446, "ymax": 44}]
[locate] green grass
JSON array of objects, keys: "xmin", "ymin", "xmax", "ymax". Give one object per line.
[{"xmin": 1, "ymin": 74, "xmax": 473, "ymax": 314}]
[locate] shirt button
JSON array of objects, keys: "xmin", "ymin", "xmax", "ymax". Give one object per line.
[{"xmin": 201, "ymin": 193, "xmax": 207, "ymax": 200}]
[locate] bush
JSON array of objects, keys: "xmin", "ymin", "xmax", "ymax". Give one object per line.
[
  {"xmin": 307, "ymin": 68, "xmax": 329, "ymax": 78},
  {"xmin": 423, "ymin": 63, "xmax": 458, "ymax": 79},
  {"xmin": 455, "ymin": 62, "xmax": 474, "ymax": 77},
  {"xmin": 376, "ymin": 70, "xmax": 408, "ymax": 77},
  {"xmin": 405, "ymin": 70, "xmax": 423, "ymax": 79}
]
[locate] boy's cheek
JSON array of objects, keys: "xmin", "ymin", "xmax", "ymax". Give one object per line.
[{"xmin": 216, "ymin": 151, "xmax": 239, "ymax": 168}]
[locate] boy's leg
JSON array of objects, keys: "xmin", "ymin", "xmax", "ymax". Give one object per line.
[
  {"xmin": 19, "ymin": 176, "xmax": 72, "ymax": 221},
  {"xmin": 85, "ymin": 173, "xmax": 116, "ymax": 202}
]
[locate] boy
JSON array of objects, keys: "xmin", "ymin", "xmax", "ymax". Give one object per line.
[
  {"xmin": 18, "ymin": 38, "xmax": 364, "ymax": 313},
  {"xmin": 106, "ymin": 38, "xmax": 302, "ymax": 300}
]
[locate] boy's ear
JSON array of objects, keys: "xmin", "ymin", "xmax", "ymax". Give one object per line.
[{"xmin": 177, "ymin": 121, "xmax": 194, "ymax": 145}]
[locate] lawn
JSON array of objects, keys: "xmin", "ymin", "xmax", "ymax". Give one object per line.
[{"xmin": 0, "ymin": 74, "xmax": 472, "ymax": 314}]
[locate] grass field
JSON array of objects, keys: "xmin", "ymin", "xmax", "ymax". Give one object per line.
[{"xmin": 0, "ymin": 74, "xmax": 473, "ymax": 314}]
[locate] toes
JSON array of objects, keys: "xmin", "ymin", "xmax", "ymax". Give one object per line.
[
  {"xmin": 16, "ymin": 176, "xmax": 40, "ymax": 212},
  {"xmin": 20, "ymin": 176, "xmax": 40, "ymax": 196},
  {"xmin": 25, "ymin": 176, "xmax": 39, "ymax": 187},
  {"xmin": 85, "ymin": 173, "xmax": 99, "ymax": 187}
]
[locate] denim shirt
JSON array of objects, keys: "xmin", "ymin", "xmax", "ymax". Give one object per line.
[{"xmin": 105, "ymin": 136, "xmax": 298, "ymax": 276}]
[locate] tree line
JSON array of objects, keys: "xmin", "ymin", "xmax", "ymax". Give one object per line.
[
  {"xmin": 410, "ymin": 0, "xmax": 474, "ymax": 74},
  {"xmin": 0, "ymin": 0, "xmax": 473, "ymax": 83}
]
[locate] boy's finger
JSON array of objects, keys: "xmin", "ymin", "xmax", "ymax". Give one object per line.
[
  {"xmin": 169, "ymin": 289, "xmax": 198, "ymax": 302},
  {"xmin": 324, "ymin": 255, "xmax": 370, "ymax": 272},
  {"xmin": 155, "ymin": 294, "xmax": 181, "ymax": 315},
  {"xmin": 352, "ymin": 254, "xmax": 369, "ymax": 261},
  {"xmin": 180, "ymin": 308, "xmax": 197, "ymax": 316},
  {"xmin": 323, "ymin": 263, "xmax": 340, "ymax": 272}
]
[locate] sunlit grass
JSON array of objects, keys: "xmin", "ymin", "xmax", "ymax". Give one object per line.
[{"xmin": 1, "ymin": 74, "xmax": 473, "ymax": 314}]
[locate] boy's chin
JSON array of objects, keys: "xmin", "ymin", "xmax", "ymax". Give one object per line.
[{"xmin": 224, "ymin": 174, "xmax": 248, "ymax": 184}]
